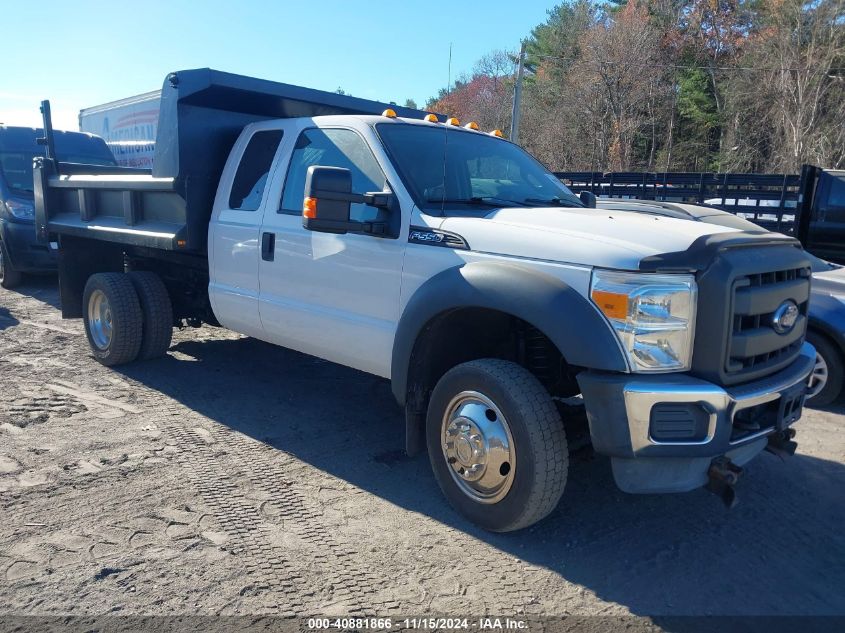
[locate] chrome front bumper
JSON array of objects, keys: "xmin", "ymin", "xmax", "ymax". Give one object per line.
[{"xmin": 577, "ymin": 343, "xmax": 815, "ymax": 493}]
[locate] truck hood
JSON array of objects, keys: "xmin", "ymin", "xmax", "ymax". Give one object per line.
[{"xmin": 439, "ymin": 206, "xmax": 742, "ymax": 270}]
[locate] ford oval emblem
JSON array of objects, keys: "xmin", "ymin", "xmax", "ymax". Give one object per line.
[{"xmin": 772, "ymin": 300, "xmax": 800, "ymax": 335}]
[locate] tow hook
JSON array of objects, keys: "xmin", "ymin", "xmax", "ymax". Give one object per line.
[
  {"xmin": 706, "ymin": 457, "xmax": 743, "ymax": 509},
  {"xmin": 765, "ymin": 428, "xmax": 798, "ymax": 460}
]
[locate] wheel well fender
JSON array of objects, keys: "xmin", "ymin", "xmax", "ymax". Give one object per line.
[{"xmin": 391, "ymin": 261, "xmax": 628, "ymax": 406}]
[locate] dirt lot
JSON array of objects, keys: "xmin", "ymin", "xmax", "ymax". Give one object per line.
[{"xmin": 1, "ymin": 278, "xmax": 844, "ymax": 618}]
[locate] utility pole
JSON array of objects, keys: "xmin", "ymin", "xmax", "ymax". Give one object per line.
[{"xmin": 510, "ymin": 41, "xmax": 526, "ymax": 144}]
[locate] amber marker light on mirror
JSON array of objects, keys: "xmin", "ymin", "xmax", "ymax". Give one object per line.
[{"xmin": 303, "ymin": 197, "xmax": 317, "ymax": 219}]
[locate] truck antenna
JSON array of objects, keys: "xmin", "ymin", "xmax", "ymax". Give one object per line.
[{"xmin": 439, "ymin": 42, "xmax": 454, "ymax": 216}]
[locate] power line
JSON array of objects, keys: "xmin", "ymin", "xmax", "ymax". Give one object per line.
[{"xmin": 529, "ymin": 52, "xmax": 845, "ymax": 73}]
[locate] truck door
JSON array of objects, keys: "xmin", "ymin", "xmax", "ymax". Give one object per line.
[
  {"xmin": 805, "ymin": 170, "xmax": 845, "ymax": 264},
  {"xmin": 208, "ymin": 127, "xmax": 284, "ymax": 338},
  {"xmin": 257, "ymin": 124, "xmax": 408, "ymax": 377}
]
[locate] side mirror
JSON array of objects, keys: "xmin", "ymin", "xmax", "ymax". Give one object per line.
[
  {"xmin": 580, "ymin": 191, "xmax": 597, "ymax": 208},
  {"xmin": 303, "ymin": 165, "xmax": 392, "ymax": 235}
]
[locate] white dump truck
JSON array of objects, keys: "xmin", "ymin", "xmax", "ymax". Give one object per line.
[{"xmin": 35, "ymin": 69, "xmax": 813, "ymax": 531}]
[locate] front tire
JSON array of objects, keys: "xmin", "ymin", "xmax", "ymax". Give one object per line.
[
  {"xmin": 83, "ymin": 273, "xmax": 143, "ymax": 366},
  {"xmin": 0, "ymin": 240, "xmax": 23, "ymax": 289},
  {"xmin": 806, "ymin": 330, "xmax": 843, "ymax": 407},
  {"xmin": 426, "ymin": 359, "xmax": 568, "ymax": 532}
]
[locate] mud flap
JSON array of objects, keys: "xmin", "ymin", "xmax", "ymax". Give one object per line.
[{"xmin": 405, "ymin": 408, "xmax": 425, "ymax": 457}]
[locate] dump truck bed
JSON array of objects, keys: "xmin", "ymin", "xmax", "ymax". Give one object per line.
[{"xmin": 35, "ymin": 68, "xmax": 427, "ymax": 253}]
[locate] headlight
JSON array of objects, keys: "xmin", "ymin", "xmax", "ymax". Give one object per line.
[
  {"xmin": 590, "ymin": 269, "xmax": 697, "ymax": 372},
  {"xmin": 5, "ymin": 200, "xmax": 35, "ymax": 220}
]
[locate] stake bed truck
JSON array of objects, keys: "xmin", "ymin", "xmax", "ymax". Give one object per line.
[{"xmin": 34, "ymin": 69, "xmax": 814, "ymax": 531}]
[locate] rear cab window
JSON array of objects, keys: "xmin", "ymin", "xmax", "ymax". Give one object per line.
[{"xmin": 229, "ymin": 129, "xmax": 284, "ymax": 211}]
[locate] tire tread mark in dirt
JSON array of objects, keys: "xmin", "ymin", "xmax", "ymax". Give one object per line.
[
  {"xmin": 160, "ymin": 405, "xmax": 308, "ymax": 613},
  {"xmin": 200, "ymin": 418, "xmax": 536, "ymax": 614},
  {"xmin": 143, "ymin": 391, "xmax": 535, "ymax": 614},
  {"xmin": 200, "ymin": 423, "xmax": 399, "ymax": 613}
]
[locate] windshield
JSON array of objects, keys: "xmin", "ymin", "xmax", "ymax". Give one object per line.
[
  {"xmin": 375, "ymin": 123, "xmax": 582, "ymax": 214},
  {"xmin": 0, "ymin": 130, "xmax": 116, "ymax": 194}
]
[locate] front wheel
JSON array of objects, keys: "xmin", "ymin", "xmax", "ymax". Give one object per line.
[
  {"xmin": 0, "ymin": 240, "xmax": 23, "ymax": 289},
  {"xmin": 806, "ymin": 330, "xmax": 843, "ymax": 407},
  {"xmin": 426, "ymin": 359, "xmax": 568, "ymax": 532}
]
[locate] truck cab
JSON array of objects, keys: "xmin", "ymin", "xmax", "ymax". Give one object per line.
[
  {"xmin": 798, "ymin": 167, "xmax": 845, "ymax": 264},
  {"xmin": 34, "ymin": 69, "xmax": 815, "ymax": 532}
]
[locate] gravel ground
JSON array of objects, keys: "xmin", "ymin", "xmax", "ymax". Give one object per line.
[{"xmin": 1, "ymin": 278, "xmax": 844, "ymax": 618}]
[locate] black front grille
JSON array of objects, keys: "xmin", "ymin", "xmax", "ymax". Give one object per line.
[
  {"xmin": 726, "ymin": 267, "xmax": 810, "ymax": 379},
  {"xmin": 690, "ymin": 243, "xmax": 811, "ymax": 387}
]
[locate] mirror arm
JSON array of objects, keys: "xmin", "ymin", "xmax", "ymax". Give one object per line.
[
  {"xmin": 360, "ymin": 221, "xmax": 387, "ymax": 236},
  {"xmin": 303, "ymin": 217, "xmax": 388, "ymax": 236},
  {"xmin": 311, "ymin": 189, "xmax": 393, "ymax": 209},
  {"xmin": 363, "ymin": 192, "xmax": 393, "ymax": 209}
]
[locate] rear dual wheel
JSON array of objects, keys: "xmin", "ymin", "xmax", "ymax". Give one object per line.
[{"xmin": 82, "ymin": 272, "xmax": 172, "ymax": 366}]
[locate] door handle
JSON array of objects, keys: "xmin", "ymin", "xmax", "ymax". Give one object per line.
[{"xmin": 261, "ymin": 231, "xmax": 275, "ymax": 261}]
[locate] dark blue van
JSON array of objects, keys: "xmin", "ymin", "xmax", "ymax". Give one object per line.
[{"xmin": 0, "ymin": 126, "xmax": 116, "ymax": 288}]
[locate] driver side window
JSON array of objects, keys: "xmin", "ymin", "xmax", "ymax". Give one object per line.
[{"xmin": 279, "ymin": 128, "xmax": 388, "ymax": 222}]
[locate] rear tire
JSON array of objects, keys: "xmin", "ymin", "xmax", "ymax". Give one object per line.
[
  {"xmin": 426, "ymin": 359, "xmax": 568, "ymax": 532},
  {"xmin": 128, "ymin": 271, "xmax": 173, "ymax": 360},
  {"xmin": 0, "ymin": 240, "xmax": 23, "ymax": 289},
  {"xmin": 83, "ymin": 273, "xmax": 143, "ymax": 366},
  {"xmin": 806, "ymin": 330, "xmax": 843, "ymax": 407}
]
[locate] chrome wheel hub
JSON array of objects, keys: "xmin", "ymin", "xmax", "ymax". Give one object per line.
[
  {"xmin": 441, "ymin": 391, "xmax": 515, "ymax": 504},
  {"xmin": 88, "ymin": 289, "xmax": 113, "ymax": 350},
  {"xmin": 807, "ymin": 352, "xmax": 829, "ymax": 399}
]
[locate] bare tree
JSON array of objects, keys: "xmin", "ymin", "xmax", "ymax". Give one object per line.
[
  {"xmin": 757, "ymin": 0, "xmax": 845, "ymax": 170},
  {"xmin": 571, "ymin": 1, "xmax": 673, "ymax": 170}
]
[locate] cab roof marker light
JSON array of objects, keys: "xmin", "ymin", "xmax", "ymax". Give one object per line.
[
  {"xmin": 382, "ymin": 108, "xmax": 397, "ymax": 118},
  {"xmin": 464, "ymin": 121, "xmax": 479, "ymax": 130},
  {"xmin": 490, "ymin": 129, "xmax": 504, "ymax": 138},
  {"xmin": 423, "ymin": 113, "xmax": 439, "ymax": 123},
  {"xmin": 446, "ymin": 117, "xmax": 460, "ymax": 126}
]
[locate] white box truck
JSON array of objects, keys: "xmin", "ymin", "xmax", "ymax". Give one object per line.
[{"xmin": 79, "ymin": 90, "xmax": 160, "ymax": 168}]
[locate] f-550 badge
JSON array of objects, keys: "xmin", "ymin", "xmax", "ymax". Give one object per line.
[
  {"xmin": 408, "ymin": 227, "xmax": 469, "ymax": 250},
  {"xmin": 410, "ymin": 230, "xmax": 445, "ymax": 243}
]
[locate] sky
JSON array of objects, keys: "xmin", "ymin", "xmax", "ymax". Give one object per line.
[{"xmin": 1, "ymin": 0, "xmax": 555, "ymax": 131}]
